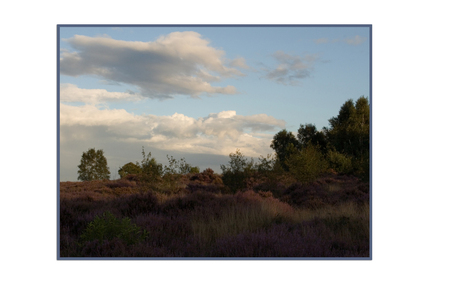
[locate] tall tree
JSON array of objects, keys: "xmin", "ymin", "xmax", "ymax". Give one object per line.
[
  {"xmin": 77, "ymin": 148, "xmax": 110, "ymax": 181},
  {"xmin": 270, "ymin": 129, "xmax": 300, "ymax": 171},
  {"xmin": 297, "ymin": 123, "xmax": 328, "ymax": 155},
  {"xmin": 327, "ymin": 96, "xmax": 370, "ymax": 179}
]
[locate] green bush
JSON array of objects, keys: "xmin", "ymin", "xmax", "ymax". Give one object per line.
[
  {"xmin": 79, "ymin": 212, "xmax": 149, "ymax": 246},
  {"xmin": 286, "ymin": 145, "xmax": 328, "ymax": 183},
  {"xmin": 220, "ymin": 149, "xmax": 256, "ymax": 193},
  {"xmin": 118, "ymin": 162, "xmax": 142, "ymax": 178},
  {"xmin": 327, "ymin": 150, "xmax": 354, "ymax": 175}
]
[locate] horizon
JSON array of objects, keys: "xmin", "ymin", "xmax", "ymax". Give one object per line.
[{"xmin": 59, "ymin": 25, "xmax": 370, "ymax": 181}]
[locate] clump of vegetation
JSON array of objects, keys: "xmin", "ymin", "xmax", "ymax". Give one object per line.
[
  {"xmin": 220, "ymin": 149, "xmax": 256, "ymax": 193},
  {"xmin": 79, "ymin": 211, "xmax": 149, "ymax": 247},
  {"xmin": 286, "ymin": 144, "xmax": 328, "ymax": 183}
]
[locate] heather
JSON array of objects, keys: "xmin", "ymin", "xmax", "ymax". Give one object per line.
[
  {"xmin": 60, "ymin": 172, "xmax": 369, "ymax": 258},
  {"xmin": 60, "ymin": 97, "xmax": 370, "ymax": 258}
]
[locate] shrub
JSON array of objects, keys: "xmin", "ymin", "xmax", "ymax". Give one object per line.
[
  {"xmin": 327, "ymin": 150, "xmax": 353, "ymax": 175},
  {"xmin": 220, "ymin": 149, "xmax": 256, "ymax": 193},
  {"xmin": 79, "ymin": 211, "xmax": 149, "ymax": 246},
  {"xmin": 286, "ymin": 145, "xmax": 328, "ymax": 183},
  {"xmin": 118, "ymin": 162, "xmax": 142, "ymax": 178}
]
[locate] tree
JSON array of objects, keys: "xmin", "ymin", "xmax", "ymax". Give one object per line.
[
  {"xmin": 138, "ymin": 147, "xmax": 163, "ymax": 181},
  {"xmin": 77, "ymin": 148, "xmax": 110, "ymax": 181},
  {"xmin": 270, "ymin": 129, "xmax": 300, "ymax": 171},
  {"xmin": 163, "ymin": 155, "xmax": 197, "ymax": 175},
  {"xmin": 297, "ymin": 123, "xmax": 328, "ymax": 155},
  {"xmin": 286, "ymin": 144, "xmax": 328, "ymax": 183},
  {"xmin": 220, "ymin": 149, "xmax": 255, "ymax": 192},
  {"xmin": 118, "ymin": 162, "xmax": 142, "ymax": 178},
  {"xmin": 327, "ymin": 96, "xmax": 370, "ymax": 179}
]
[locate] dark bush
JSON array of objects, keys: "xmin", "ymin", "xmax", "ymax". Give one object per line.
[{"xmin": 79, "ymin": 211, "xmax": 149, "ymax": 247}]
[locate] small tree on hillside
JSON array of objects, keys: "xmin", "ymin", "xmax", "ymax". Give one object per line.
[
  {"xmin": 138, "ymin": 147, "xmax": 163, "ymax": 181},
  {"xmin": 77, "ymin": 148, "xmax": 110, "ymax": 181},
  {"xmin": 118, "ymin": 162, "xmax": 142, "ymax": 178}
]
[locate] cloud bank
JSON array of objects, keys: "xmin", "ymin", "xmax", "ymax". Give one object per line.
[
  {"xmin": 60, "ymin": 32, "xmax": 246, "ymax": 99},
  {"xmin": 60, "ymin": 83, "xmax": 145, "ymax": 105},
  {"xmin": 60, "ymin": 104, "xmax": 285, "ymax": 158}
]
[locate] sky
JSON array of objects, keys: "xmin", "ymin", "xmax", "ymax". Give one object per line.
[{"xmin": 59, "ymin": 25, "xmax": 370, "ymax": 181}]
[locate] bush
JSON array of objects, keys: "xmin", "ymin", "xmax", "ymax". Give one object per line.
[
  {"xmin": 118, "ymin": 162, "xmax": 142, "ymax": 178},
  {"xmin": 220, "ymin": 149, "xmax": 256, "ymax": 193},
  {"xmin": 286, "ymin": 145, "xmax": 327, "ymax": 183},
  {"xmin": 79, "ymin": 211, "xmax": 149, "ymax": 246},
  {"xmin": 327, "ymin": 150, "xmax": 353, "ymax": 175}
]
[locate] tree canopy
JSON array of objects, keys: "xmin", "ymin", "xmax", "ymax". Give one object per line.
[
  {"xmin": 269, "ymin": 96, "xmax": 370, "ymax": 179},
  {"xmin": 77, "ymin": 148, "xmax": 110, "ymax": 181}
]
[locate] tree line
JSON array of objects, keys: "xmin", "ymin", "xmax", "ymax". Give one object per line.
[{"xmin": 76, "ymin": 96, "xmax": 369, "ymax": 186}]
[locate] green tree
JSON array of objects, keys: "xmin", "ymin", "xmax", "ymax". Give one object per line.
[
  {"xmin": 163, "ymin": 155, "xmax": 197, "ymax": 175},
  {"xmin": 77, "ymin": 148, "xmax": 110, "ymax": 181},
  {"xmin": 220, "ymin": 149, "xmax": 255, "ymax": 192},
  {"xmin": 118, "ymin": 162, "xmax": 142, "ymax": 178},
  {"xmin": 297, "ymin": 123, "xmax": 328, "ymax": 155},
  {"xmin": 270, "ymin": 129, "xmax": 300, "ymax": 171},
  {"xmin": 327, "ymin": 96, "xmax": 370, "ymax": 179},
  {"xmin": 286, "ymin": 144, "xmax": 328, "ymax": 183},
  {"xmin": 138, "ymin": 147, "xmax": 163, "ymax": 181}
]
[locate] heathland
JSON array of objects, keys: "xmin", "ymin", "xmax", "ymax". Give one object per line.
[{"xmin": 59, "ymin": 96, "xmax": 370, "ymax": 258}]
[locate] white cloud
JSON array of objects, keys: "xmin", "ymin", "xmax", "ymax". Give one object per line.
[
  {"xmin": 60, "ymin": 83, "xmax": 144, "ymax": 105},
  {"xmin": 60, "ymin": 32, "xmax": 245, "ymax": 99},
  {"xmin": 264, "ymin": 51, "xmax": 318, "ymax": 85},
  {"xmin": 60, "ymin": 104, "xmax": 285, "ymax": 158}
]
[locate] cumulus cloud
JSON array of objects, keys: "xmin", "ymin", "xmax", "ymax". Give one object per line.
[
  {"xmin": 264, "ymin": 51, "xmax": 318, "ymax": 86},
  {"xmin": 60, "ymin": 104, "xmax": 285, "ymax": 158},
  {"xmin": 60, "ymin": 83, "xmax": 144, "ymax": 105},
  {"xmin": 60, "ymin": 32, "xmax": 245, "ymax": 99}
]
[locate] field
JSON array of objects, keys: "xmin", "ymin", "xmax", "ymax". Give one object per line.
[{"xmin": 59, "ymin": 170, "xmax": 370, "ymax": 258}]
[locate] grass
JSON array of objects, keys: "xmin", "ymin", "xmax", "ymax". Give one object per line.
[{"xmin": 60, "ymin": 172, "xmax": 370, "ymax": 257}]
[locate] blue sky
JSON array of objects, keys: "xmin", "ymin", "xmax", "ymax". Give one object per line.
[{"xmin": 59, "ymin": 25, "xmax": 370, "ymax": 181}]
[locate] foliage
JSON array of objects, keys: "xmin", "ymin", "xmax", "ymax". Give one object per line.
[
  {"xmin": 327, "ymin": 96, "xmax": 369, "ymax": 164},
  {"xmin": 297, "ymin": 123, "xmax": 328, "ymax": 155},
  {"xmin": 256, "ymin": 153, "xmax": 277, "ymax": 174},
  {"xmin": 79, "ymin": 211, "xmax": 149, "ymax": 246},
  {"xmin": 60, "ymin": 172, "xmax": 369, "ymax": 257},
  {"xmin": 220, "ymin": 149, "xmax": 256, "ymax": 192},
  {"xmin": 190, "ymin": 168, "xmax": 223, "ymax": 185},
  {"xmin": 118, "ymin": 162, "xmax": 142, "ymax": 178},
  {"xmin": 138, "ymin": 147, "xmax": 163, "ymax": 181},
  {"xmin": 77, "ymin": 148, "xmax": 110, "ymax": 181},
  {"xmin": 163, "ymin": 155, "xmax": 197, "ymax": 175},
  {"xmin": 327, "ymin": 150, "xmax": 354, "ymax": 175},
  {"xmin": 286, "ymin": 144, "xmax": 328, "ymax": 183},
  {"xmin": 270, "ymin": 129, "xmax": 300, "ymax": 171}
]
